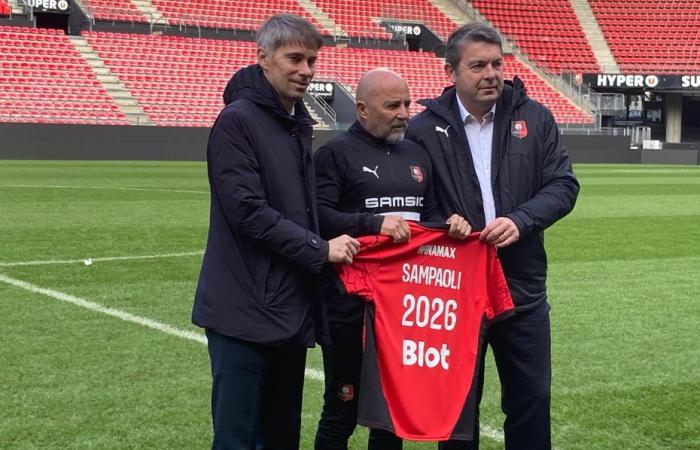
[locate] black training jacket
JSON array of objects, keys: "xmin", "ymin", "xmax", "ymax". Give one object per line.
[
  {"xmin": 315, "ymin": 121, "xmax": 438, "ymax": 325},
  {"xmin": 192, "ymin": 64, "xmax": 328, "ymax": 347},
  {"xmin": 407, "ymin": 78, "xmax": 579, "ymax": 309}
]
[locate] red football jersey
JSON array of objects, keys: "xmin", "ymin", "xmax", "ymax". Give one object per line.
[{"xmin": 335, "ymin": 222, "xmax": 514, "ymax": 441}]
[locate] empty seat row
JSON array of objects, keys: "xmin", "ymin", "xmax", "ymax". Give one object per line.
[
  {"xmin": 151, "ymin": 0, "xmax": 326, "ymax": 33},
  {"xmin": 1, "ymin": 26, "xmax": 593, "ymax": 127},
  {"xmin": 0, "ymin": 26, "xmax": 128, "ymax": 125},
  {"xmin": 90, "ymin": 31, "xmax": 593, "ymax": 125},
  {"xmin": 471, "ymin": 0, "xmax": 599, "ymax": 75},
  {"xmin": 589, "ymin": 0, "xmax": 700, "ymax": 74}
]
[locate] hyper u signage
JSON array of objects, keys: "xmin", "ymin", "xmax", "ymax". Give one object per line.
[{"xmin": 583, "ymin": 74, "xmax": 700, "ymax": 90}]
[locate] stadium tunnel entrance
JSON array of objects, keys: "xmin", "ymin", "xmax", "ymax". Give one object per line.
[
  {"xmin": 28, "ymin": 0, "xmax": 71, "ymax": 33},
  {"xmin": 681, "ymin": 95, "xmax": 700, "ymax": 143},
  {"xmin": 35, "ymin": 11, "xmax": 68, "ymax": 33}
]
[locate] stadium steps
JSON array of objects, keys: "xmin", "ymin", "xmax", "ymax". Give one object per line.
[
  {"xmin": 69, "ymin": 35, "xmax": 152, "ymax": 125},
  {"xmin": 131, "ymin": 0, "xmax": 167, "ymax": 25},
  {"xmin": 297, "ymin": 0, "xmax": 347, "ymax": 37},
  {"xmin": 303, "ymin": 99, "xmax": 329, "ymax": 129},
  {"xmin": 428, "ymin": 0, "xmax": 477, "ymax": 27},
  {"xmin": 428, "ymin": 0, "xmax": 515, "ymax": 53},
  {"xmin": 569, "ymin": 0, "xmax": 620, "ymax": 73},
  {"xmin": 512, "ymin": 51, "xmax": 595, "ymax": 118}
]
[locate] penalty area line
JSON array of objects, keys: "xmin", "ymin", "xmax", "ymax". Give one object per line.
[{"xmin": 0, "ymin": 273, "xmax": 506, "ymax": 443}]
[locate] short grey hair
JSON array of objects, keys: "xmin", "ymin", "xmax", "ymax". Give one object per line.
[
  {"xmin": 445, "ymin": 23, "xmax": 502, "ymax": 68},
  {"xmin": 256, "ymin": 14, "xmax": 323, "ymax": 54}
]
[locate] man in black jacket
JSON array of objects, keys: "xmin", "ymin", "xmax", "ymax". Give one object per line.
[
  {"xmin": 192, "ymin": 14, "xmax": 359, "ymax": 450},
  {"xmin": 314, "ymin": 69, "xmax": 470, "ymax": 450},
  {"xmin": 407, "ymin": 24, "xmax": 579, "ymax": 450}
]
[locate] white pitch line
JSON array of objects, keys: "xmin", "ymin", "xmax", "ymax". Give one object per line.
[
  {"xmin": 0, "ymin": 273, "xmax": 504, "ymax": 441},
  {"xmin": 0, "ymin": 251, "xmax": 204, "ymax": 267},
  {"xmin": 0, "ymin": 273, "xmax": 208, "ymax": 344},
  {"xmin": 0, "ymin": 184, "xmax": 209, "ymax": 195},
  {"xmin": 0, "ymin": 273, "xmax": 324, "ymax": 382}
]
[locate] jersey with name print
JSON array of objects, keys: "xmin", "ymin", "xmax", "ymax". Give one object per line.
[{"xmin": 335, "ymin": 222, "xmax": 514, "ymax": 441}]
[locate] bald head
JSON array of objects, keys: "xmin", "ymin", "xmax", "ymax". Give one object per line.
[
  {"xmin": 356, "ymin": 69, "xmax": 408, "ymax": 102},
  {"xmin": 356, "ymin": 69, "xmax": 411, "ymax": 144}
]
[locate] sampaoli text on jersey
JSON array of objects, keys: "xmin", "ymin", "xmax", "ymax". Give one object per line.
[{"xmin": 401, "ymin": 263, "xmax": 463, "ymax": 290}]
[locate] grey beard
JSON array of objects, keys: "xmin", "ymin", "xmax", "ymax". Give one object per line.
[{"xmin": 386, "ymin": 131, "xmax": 405, "ymax": 144}]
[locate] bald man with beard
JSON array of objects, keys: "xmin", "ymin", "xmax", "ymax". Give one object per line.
[{"xmin": 314, "ymin": 69, "xmax": 470, "ymax": 450}]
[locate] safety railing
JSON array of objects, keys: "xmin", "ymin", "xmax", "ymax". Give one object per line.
[{"xmin": 304, "ymin": 91, "xmax": 337, "ymax": 128}]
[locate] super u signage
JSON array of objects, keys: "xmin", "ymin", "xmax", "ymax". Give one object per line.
[{"xmin": 27, "ymin": 0, "xmax": 70, "ymax": 13}]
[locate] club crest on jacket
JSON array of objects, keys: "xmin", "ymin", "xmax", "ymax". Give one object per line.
[{"xmin": 511, "ymin": 120, "xmax": 528, "ymax": 139}]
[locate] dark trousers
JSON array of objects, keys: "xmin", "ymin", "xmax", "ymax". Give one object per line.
[
  {"xmin": 206, "ymin": 329, "xmax": 307, "ymax": 450},
  {"xmin": 314, "ymin": 322, "xmax": 403, "ymax": 450},
  {"xmin": 439, "ymin": 301, "xmax": 552, "ymax": 450}
]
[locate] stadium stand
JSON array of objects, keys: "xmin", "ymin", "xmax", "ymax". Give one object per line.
[
  {"xmin": 83, "ymin": 31, "xmax": 256, "ymax": 127},
  {"xmin": 0, "ymin": 26, "xmax": 129, "ymax": 125},
  {"xmin": 84, "ymin": 31, "xmax": 592, "ymax": 126},
  {"xmin": 316, "ymin": 47, "xmax": 591, "ymax": 123},
  {"xmin": 589, "ymin": 0, "xmax": 700, "ymax": 74},
  {"xmin": 470, "ymin": 0, "xmax": 600, "ymax": 74},
  {"xmin": 312, "ymin": 0, "xmax": 456, "ymax": 40},
  {"xmin": 80, "ymin": 0, "xmax": 148, "ymax": 23},
  {"xmin": 150, "ymin": 0, "xmax": 327, "ymax": 33},
  {"xmin": 0, "ymin": 0, "xmax": 10, "ymax": 16}
]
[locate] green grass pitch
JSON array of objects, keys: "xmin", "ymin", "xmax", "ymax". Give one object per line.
[{"xmin": 0, "ymin": 161, "xmax": 698, "ymax": 449}]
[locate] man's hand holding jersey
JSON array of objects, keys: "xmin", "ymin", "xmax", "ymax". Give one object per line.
[
  {"xmin": 328, "ymin": 235, "xmax": 361, "ymax": 263},
  {"xmin": 480, "ymin": 217, "xmax": 520, "ymax": 248},
  {"xmin": 446, "ymin": 214, "xmax": 472, "ymax": 240},
  {"xmin": 380, "ymin": 215, "xmax": 411, "ymax": 243}
]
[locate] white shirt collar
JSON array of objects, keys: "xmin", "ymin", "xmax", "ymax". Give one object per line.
[{"xmin": 456, "ymin": 94, "xmax": 496, "ymax": 125}]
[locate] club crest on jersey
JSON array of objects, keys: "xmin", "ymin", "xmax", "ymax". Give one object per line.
[
  {"xmin": 511, "ymin": 120, "xmax": 528, "ymax": 139},
  {"xmin": 337, "ymin": 383, "xmax": 354, "ymax": 402},
  {"xmin": 410, "ymin": 166, "xmax": 424, "ymax": 183}
]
